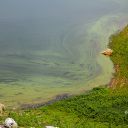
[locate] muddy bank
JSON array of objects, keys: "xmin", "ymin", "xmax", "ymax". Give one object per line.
[{"xmin": 20, "ymin": 93, "xmax": 71, "ymax": 109}]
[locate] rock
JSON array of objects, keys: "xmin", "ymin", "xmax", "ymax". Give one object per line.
[
  {"xmin": 4, "ymin": 118, "xmax": 18, "ymax": 128},
  {"xmin": 0, "ymin": 103, "xmax": 5, "ymax": 115},
  {"xmin": 45, "ymin": 126, "xmax": 59, "ymax": 128},
  {"xmin": 101, "ymin": 48, "xmax": 113, "ymax": 56},
  {"xmin": 0, "ymin": 125, "xmax": 5, "ymax": 128},
  {"xmin": 125, "ymin": 110, "xmax": 128, "ymax": 115},
  {"xmin": 21, "ymin": 93, "xmax": 70, "ymax": 109}
]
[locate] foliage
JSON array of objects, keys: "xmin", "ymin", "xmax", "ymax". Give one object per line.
[
  {"xmin": 0, "ymin": 87, "xmax": 127, "ymax": 128},
  {"xmin": 109, "ymin": 25, "xmax": 128, "ymax": 78}
]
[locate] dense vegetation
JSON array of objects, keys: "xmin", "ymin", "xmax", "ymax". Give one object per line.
[
  {"xmin": 1, "ymin": 26, "xmax": 128, "ymax": 128},
  {"xmin": 109, "ymin": 25, "xmax": 128, "ymax": 87}
]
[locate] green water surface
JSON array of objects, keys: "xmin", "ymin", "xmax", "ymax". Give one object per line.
[{"xmin": 0, "ymin": 0, "xmax": 128, "ymax": 107}]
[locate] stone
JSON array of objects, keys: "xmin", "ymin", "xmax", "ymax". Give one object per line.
[
  {"xmin": 4, "ymin": 118, "xmax": 18, "ymax": 128},
  {"xmin": 0, "ymin": 103, "xmax": 5, "ymax": 115},
  {"xmin": 45, "ymin": 126, "xmax": 59, "ymax": 128},
  {"xmin": 101, "ymin": 48, "xmax": 113, "ymax": 56}
]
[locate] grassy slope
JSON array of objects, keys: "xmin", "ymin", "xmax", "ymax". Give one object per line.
[
  {"xmin": 109, "ymin": 25, "xmax": 128, "ymax": 88},
  {"xmin": 1, "ymin": 26, "xmax": 128, "ymax": 128}
]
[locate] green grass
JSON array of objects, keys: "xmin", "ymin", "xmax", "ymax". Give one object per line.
[
  {"xmin": 1, "ymin": 87, "xmax": 128, "ymax": 128},
  {"xmin": 108, "ymin": 25, "xmax": 128, "ymax": 90}
]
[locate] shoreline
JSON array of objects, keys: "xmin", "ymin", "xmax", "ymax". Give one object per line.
[
  {"xmin": 19, "ymin": 58, "xmax": 114, "ymax": 110},
  {"xmin": 21, "ymin": 24, "xmax": 128, "ymax": 110},
  {"xmin": 110, "ymin": 25, "xmax": 128, "ymax": 91},
  {"xmin": 19, "ymin": 36, "xmax": 117, "ymax": 109},
  {"xmin": 12, "ymin": 19, "xmax": 128, "ymax": 110},
  {"xmin": 20, "ymin": 93, "xmax": 71, "ymax": 109}
]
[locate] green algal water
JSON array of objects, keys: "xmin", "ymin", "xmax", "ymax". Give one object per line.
[{"xmin": 0, "ymin": 0, "xmax": 128, "ymax": 107}]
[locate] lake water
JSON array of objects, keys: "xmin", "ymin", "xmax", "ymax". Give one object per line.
[{"xmin": 0, "ymin": 0, "xmax": 128, "ymax": 107}]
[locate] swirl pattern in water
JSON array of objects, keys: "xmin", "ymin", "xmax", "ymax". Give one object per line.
[{"xmin": 0, "ymin": 0, "xmax": 128, "ymax": 106}]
